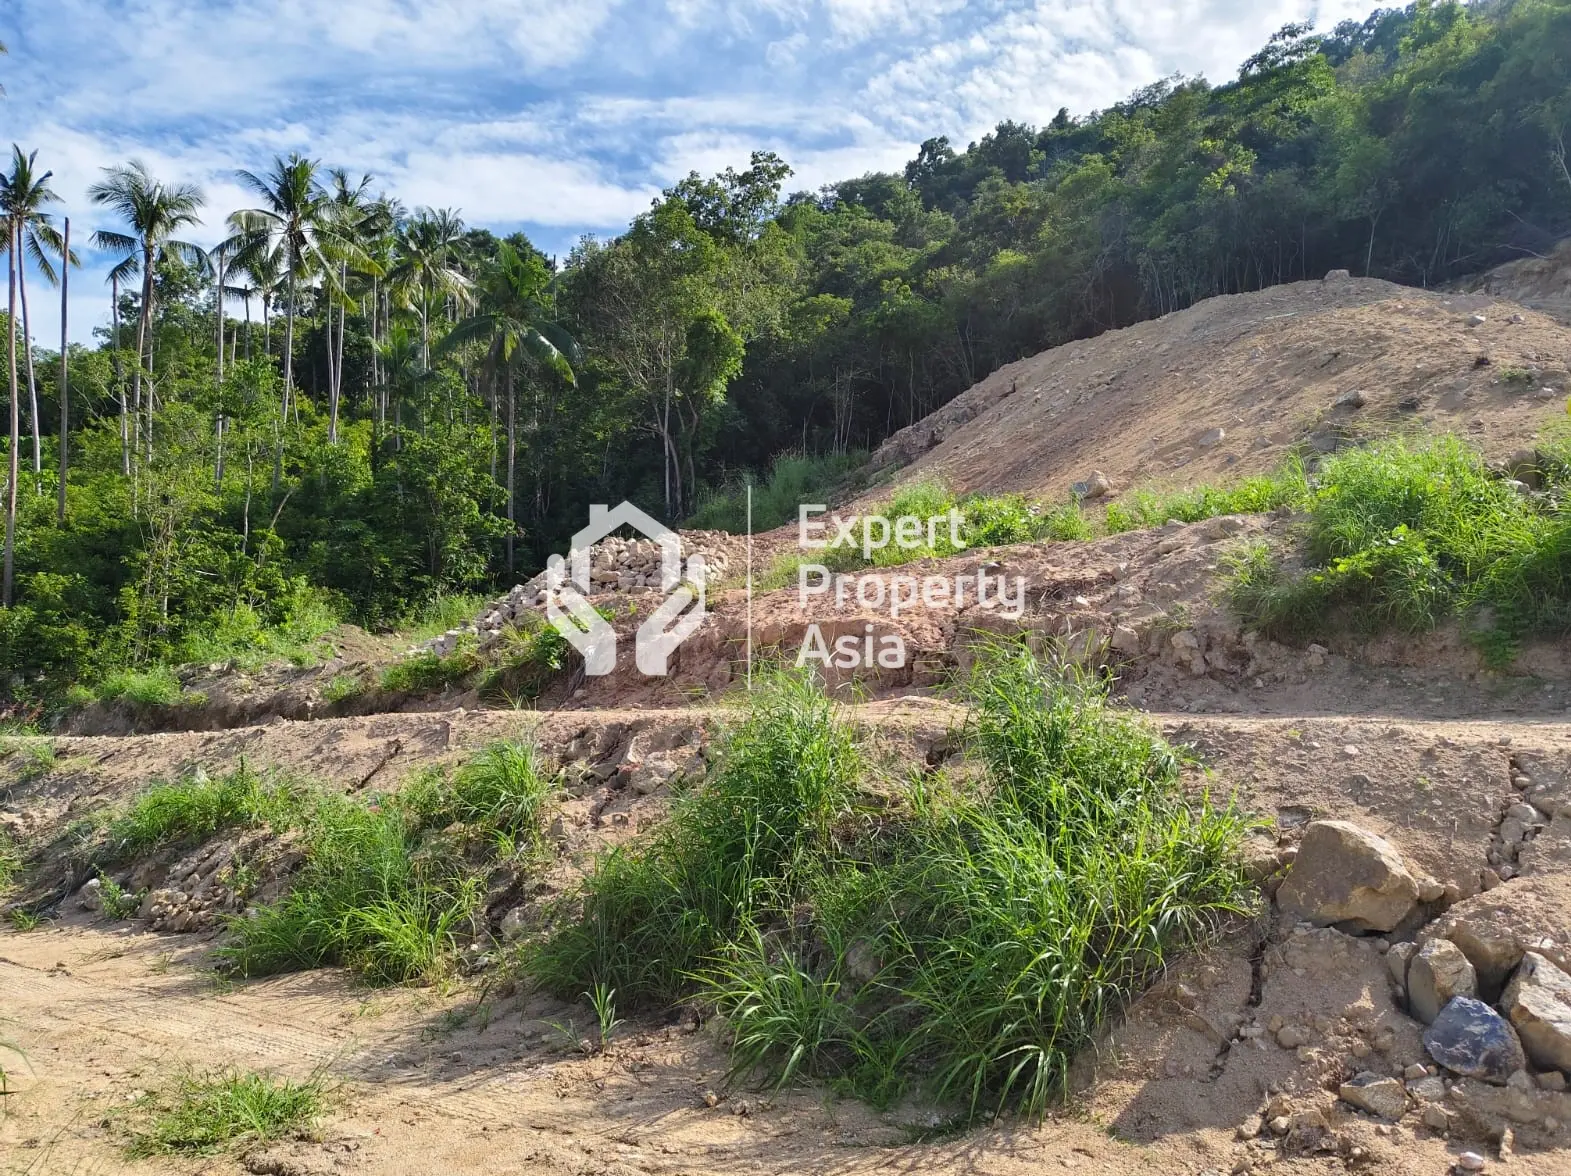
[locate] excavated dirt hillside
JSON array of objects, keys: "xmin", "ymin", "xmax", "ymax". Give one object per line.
[
  {"xmin": 868, "ymin": 275, "xmax": 1570, "ymax": 502},
  {"xmin": 1465, "ymin": 241, "xmax": 1571, "ymax": 325},
  {"xmin": 9, "ymin": 275, "xmax": 1571, "ymax": 1176}
]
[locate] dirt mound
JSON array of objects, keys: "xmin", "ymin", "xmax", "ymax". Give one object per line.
[
  {"xmin": 1464, "ymin": 240, "xmax": 1571, "ymax": 324},
  {"xmin": 867, "ymin": 276, "xmax": 1570, "ymax": 502}
]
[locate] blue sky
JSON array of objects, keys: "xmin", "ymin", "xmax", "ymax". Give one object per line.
[{"xmin": 3, "ymin": 0, "xmax": 1377, "ymax": 344}]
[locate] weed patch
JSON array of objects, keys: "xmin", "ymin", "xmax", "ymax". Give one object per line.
[
  {"xmin": 126, "ymin": 1069, "xmax": 325, "ymax": 1157},
  {"xmin": 99, "ymin": 765, "xmax": 299, "ymax": 865},
  {"xmin": 1104, "ymin": 461, "xmax": 1308, "ymax": 533},
  {"xmin": 531, "ymin": 652, "xmax": 1251, "ymax": 1118},
  {"xmin": 221, "ymin": 740, "xmax": 552, "ymax": 985},
  {"xmin": 95, "ymin": 666, "xmax": 186, "ymax": 707},
  {"xmin": 380, "ymin": 643, "xmax": 480, "ymax": 695},
  {"xmin": 1225, "ymin": 437, "xmax": 1571, "ymax": 659}
]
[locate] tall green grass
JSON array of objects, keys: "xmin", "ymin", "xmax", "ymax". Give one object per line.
[
  {"xmin": 101, "ymin": 765, "xmax": 302, "ymax": 864},
  {"xmin": 689, "ymin": 452, "xmax": 867, "ymax": 534},
  {"xmin": 529, "ymin": 669, "xmax": 860, "ymax": 1006},
  {"xmin": 1226, "ymin": 437, "xmax": 1571, "ymax": 659},
  {"xmin": 95, "ymin": 665, "xmax": 185, "ymax": 707},
  {"xmin": 1104, "ymin": 460, "xmax": 1308, "ymax": 533},
  {"xmin": 220, "ymin": 739, "xmax": 552, "ymax": 984},
  {"xmin": 531, "ymin": 651, "xmax": 1252, "ymax": 1118}
]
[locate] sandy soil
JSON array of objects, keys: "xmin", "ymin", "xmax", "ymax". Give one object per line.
[{"xmin": 867, "ymin": 277, "xmax": 1570, "ymax": 503}]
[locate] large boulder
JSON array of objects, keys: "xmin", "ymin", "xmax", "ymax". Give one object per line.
[
  {"xmin": 1408, "ymin": 938, "xmax": 1478, "ymax": 1025},
  {"xmin": 1277, "ymin": 820, "xmax": 1420, "ymax": 933},
  {"xmin": 1423, "ymin": 996, "xmax": 1527, "ymax": 1085},
  {"xmin": 1500, "ymin": 952, "xmax": 1571, "ymax": 1073},
  {"xmin": 1422, "ymin": 876, "xmax": 1571, "ymax": 998}
]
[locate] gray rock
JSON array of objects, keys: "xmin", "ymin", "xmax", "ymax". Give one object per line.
[
  {"xmin": 1500, "ymin": 952, "xmax": 1571, "ymax": 1072},
  {"xmin": 1423, "ymin": 996, "xmax": 1527, "ymax": 1085},
  {"xmin": 1324, "ymin": 269, "xmax": 1352, "ymax": 281},
  {"xmin": 1197, "ymin": 427, "xmax": 1226, "ymax": 448},
  {"xmin": 77, "ymin": 877, "xmax": 103, "ymax": 912},
  {"xmin": 1339, "ymin": 1072, "xmax": 1407, "ymax": 1119},
  {"xmin": 1409, "ymin": 938, "xmax": 1478, "ymax": 1024},
  {"xmin": 1277, "ymin": 820, "xmax": 1420, "ymax": 933}
]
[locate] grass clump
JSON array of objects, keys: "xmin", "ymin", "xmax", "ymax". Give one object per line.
[
  {"xmin": 532, "ymin": 650, "xmax": 1252, "ymax": 1119},
  {"xmin": 100, "ymin": 764, "xmax": 298, "ymax": 865},
  {"xmin": 0, "ymin": 832, "xmax": 22, "ymax": 893},
  {"xmin": 402, "ymin": 592, "xmax": 490, "ymax": 643},
  {"xmin": 126, "ymin": 1069, "xmax": 325, "ymax": 1157},
  {"xmin": 321, "ymin": 672, "xmax": 365, "ymax": 706},
  {"xmin": 530, "ymin": 670, "xmax": 859, "ymax": 1006},
  {"xmin": 221, "ymin": 739, "xmax": 552, "ymax": 985},
  {"xmin": 1104, "ymin": 461, "xmax": 1308, "ymax": 533},
  {"xmin": 95, "ymin": 665, "xmax": 185, "ymax": 707},
  {"xmin": 1226, "ymin": 436, "xmax": 1571, "ymax": 659},
  {"xmin": 476, "ymin": 618, "xmax": 572, "ymax": 703},
  {"xmin": 379, "ymin": 642, "xmax": 480, "ymax": 695}
]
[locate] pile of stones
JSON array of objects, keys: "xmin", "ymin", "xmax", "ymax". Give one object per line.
[{"xmin": 419, "ymin": 531, "xmax": 736, "ymax": 657}]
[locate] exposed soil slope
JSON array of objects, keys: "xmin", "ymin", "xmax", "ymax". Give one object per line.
[{"xmin": 868, "ymin": 276, "xmax": 1570, "ymax": 502}]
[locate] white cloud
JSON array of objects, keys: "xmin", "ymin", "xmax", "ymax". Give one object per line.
[{"xmin": 6, "ymin": 0, "xmax": 1395, "ymax": 343}]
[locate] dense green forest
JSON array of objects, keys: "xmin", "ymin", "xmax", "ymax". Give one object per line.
[{"xmin": 3, "ymin": 0, "xmax": 1570, "ymax": 702}]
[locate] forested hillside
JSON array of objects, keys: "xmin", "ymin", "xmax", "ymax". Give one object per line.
[{"xmin": 3, "ymin": 0, "xmax": 1571, "ymax": 700}]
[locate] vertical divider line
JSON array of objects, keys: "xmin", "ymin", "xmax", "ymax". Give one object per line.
[{"xmin": 746, "ymin": 484, "xmax": 754, "ymax": 691}]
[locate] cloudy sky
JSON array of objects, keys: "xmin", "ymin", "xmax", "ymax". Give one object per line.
[{"xmin": 3, "ymin": 0, "xmax": 1379, "ymax": 343}]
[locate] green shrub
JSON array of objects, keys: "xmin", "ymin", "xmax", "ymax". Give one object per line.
[
  {"xmin": 126, "ymin": 1069, "xmax": 326, "ymax": 1157},
  {"xmin": 476, "ymin": 619, "xmax": 572, "ymax": 703},
  {"xmin": 321, "ymin": 672, "xmax": 364, "ymax": 706},
  {"xmin": 96, "ymin": 666, "xmax": 184, "ymax": 707},
  {"xmin": 1226, "ymin": 437, "xmax": 1571, "ymax": 659}
]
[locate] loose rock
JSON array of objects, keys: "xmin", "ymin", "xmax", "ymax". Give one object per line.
[
  {"xmin": 1277, "ymin": 820, "xmax": 1420, "ymax": 933},
  {"xmin": 1423, "ymin": 996, "xmax": 1528, "ymax": 1085},
  {"xmin": 1500, "ymin": 952, "xmax": 1571, "ymax": 1072},
  {"xmin": 1409, "ymin": 938, "xmax": 1478, "ymax": 1024},
  {"xmin": 1338, "ymin": 1072, "xmax": 1407, "ymax": 1119}
]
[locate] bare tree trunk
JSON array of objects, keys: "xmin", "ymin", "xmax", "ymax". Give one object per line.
[
  {"xmin": 56, "ymin": 217, "xmax": 69, "ymax": 524},
  {"xmin": 18, "ymin": 262, "xmax": 41, "ymax": 478},
  {"xmin": 4, "ymin": 224, "xmax": 18, "ymax": 607}
]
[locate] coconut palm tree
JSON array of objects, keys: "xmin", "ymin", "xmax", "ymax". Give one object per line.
[
  {"xmin": 227, "ymin": 155, "xmax": 348, "ymax": 429},
  {"xmin": 438, "ymin": 242, "xmax": 576, "ymax": 573},
  {"xmin": 1, "ymin": 145, "xmax": 75, "ymax": 478},
  {"xmin": 388, "ymin": 207, "xmax": 473, "ymax": 373},
  {"xmin": 319, "ymin": 169, "xmax": 384, "ymax": 442},
  {"xmin": 88, "ymin": 160, "xmax": 206, "ymax": 470},
  {"xmin": 4, "ymin": 217, "xmax": 17, "ymax": 606}
]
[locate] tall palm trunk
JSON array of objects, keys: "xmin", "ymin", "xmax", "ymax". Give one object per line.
[
  {"xmin": 17, "ymin": 261, "xmax": 42, "ymax": 479},
  {"xmin": 275, "ymin": 273, "xmax": 295, "ymax": 491},
  {"xmin": 4, "ymin": 223, "xmax": 19, "ymax": 607},
  {"xmin": 505, "ymin": 361, "xmax": 516, "ymax": 576},
  {"xmin": 133, "ymin": 249, "xmax": 153, "ymax": 472},
  {"xmin": 56, "ymin": 217, "xmax": 68, "ymax": 524},
  {"xmin": 112, "ymin": 275, "xmax": 128, "ymax": 477},
  {"xmin": 214, "ymin": 251, "xmax": 226, "ymax": 492}
]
